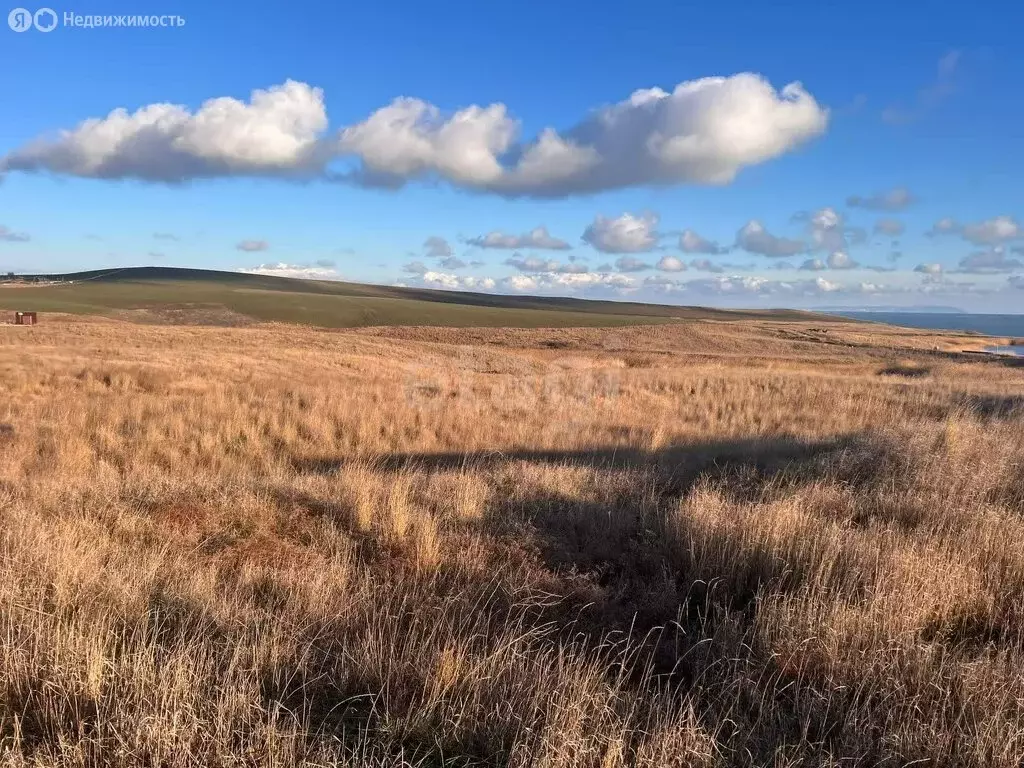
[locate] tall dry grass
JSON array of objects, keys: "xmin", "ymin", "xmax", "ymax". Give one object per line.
[{"xmin": 1, "ymin": 316, "xmax": 1023, "ymax": 766}]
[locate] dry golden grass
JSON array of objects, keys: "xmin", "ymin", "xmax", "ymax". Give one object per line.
[{"xmin": 1, "ymin": 314, "xmax": 1023, "ymax": 767}]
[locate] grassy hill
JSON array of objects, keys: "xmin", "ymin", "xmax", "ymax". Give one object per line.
[{"xmin": 1, "ymin": 266, "xmax": 824, "ymax": 328}]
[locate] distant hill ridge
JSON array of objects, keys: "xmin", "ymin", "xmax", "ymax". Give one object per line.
[{"xmin": 4, "ymin": 266, "xmax": 828, "ymax": 328}]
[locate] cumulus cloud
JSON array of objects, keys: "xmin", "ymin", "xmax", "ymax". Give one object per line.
[
  {"xmin": 960, "ymin": 216, "xmax": 1022, "ymax": 246},
  {"xmin": 956, "ymin": 247, "xmax": 1024, "ymax": 273},
  {"xmin": 503, "ymin": 271, "xmax": 636, "ymax": 293},
  {"xmin": 419, "ymin": 271, "xmax": 495, "ymax": 290},
  {"xmin": 614, "ymin": 255, "xmax": 651, "ymax": 272},
  {"xmin": 915, "ymin": 263, "xmax": 944, "ymax": 275},
  {"xmin": 846, "ymin": 187, "xmax": 915, "ymax": 211},
  {"xmin": 926, "ymin": 217, "xmax": 960, "ymax": 237},
  {"xmin": 800, "ymin": 258, "xmax": 827, "ymax": 271},
  {"xmin": 460, "ymin": 276, "xmax": 496, "ymax": 290},
  {"xmin": 438, "ymin": 256, "xmax": 467, "ymax": 270},
  {"xmin": 1, "ymin": 74, "xmax": 828, "ymax": 196},
  {"xmin": 804, "ymin": 207, "xmax": 865, "ymax": 254},
  {"xmin": 315, "ymin": 258, "xmax": 336, "ymax": 268},
  {"xmin": 239, "ymin": 262, "xmax": 341, "ymax": 280},
  {"xmin": 423, "ymin": 236, "xmax": 453, "ymax": 258},
  {"xmin": 402, "ymin": 261, "xmax": 429, "ymax": 274},
  {"xmin": 583, "ymin": 212, "xmax": 660, "ymax": 253},
  {"xmin": 644, "ymin": 275, "xmax": 686, "ymax": 292},
  {"xmin": 827, "ymin": 251, "xmax": 859, "ymax": 270},
  {"xmin": 679, "ymin": 229, "xmax": 726, "ymax": 254},
  {"xmin": 2, "ymin": 81, "xmax": 328, "ymax": 182},
  {"xmin": 503, "ymin": 254, "xmax": 587, "ymax": 274},
  {"xmin": 735, "ymin": 220, "xmax": 805, "ymax": 257},
  {"xmin": 466, "ymin": 226, "xmax": 570, "ymax": 250},
  {"xmin": 656, "ymin": 255, "xmax": 687, "ymax": 272},
  {"xmin": 0, "ymin": 226, "xmax": 30, "ymax": 243},
  {"xmin": 874, "ymin": 218, "xmax": 905, "ymax": 236},
  {"xmin": 689, "ymin": 258, "xmax": 723, "ymax": 273},
  {"xmin": 420, "ymin": 271, "xmax": 459, "ymax": 289},
  {"xmin": 682, "ymin": 275, "xmax": 844, "ymax": 297},
  {"xmin": 236, "ymin": 239, "xmax": 268, "ymax": 252},
  {"xmin": 640, "ymin": 273, "xmax": 919, "ymax": 300},
  {"xmin": 335, "ymin": 73, "xmax": 828, "ymax": 196}
]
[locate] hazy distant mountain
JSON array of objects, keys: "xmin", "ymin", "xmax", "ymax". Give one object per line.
[{"xmin": 815, "ymin": 305, "xmax": 967, "ymax": 314}]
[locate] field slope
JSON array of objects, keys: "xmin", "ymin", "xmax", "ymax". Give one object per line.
[
  {"xmin": 1, "ymin": 317, "xmax": 1023, "ymax": 766},
  {"xmin": 0, "ymin": 266, "xmax": 824, "ymax": 328}
]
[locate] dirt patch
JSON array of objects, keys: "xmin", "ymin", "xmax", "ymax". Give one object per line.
[
  {"xmin": 878, "ymin": 363, "xmax": 931, "ymax": 378},
  {"xmin": 116, "ymin": 306, "xmax": 257, "ymax": 327}
]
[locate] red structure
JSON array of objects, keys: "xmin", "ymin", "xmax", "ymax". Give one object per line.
[{"xmin": 13, "ymin": 311, "xmax": 37, "ymax": 325}]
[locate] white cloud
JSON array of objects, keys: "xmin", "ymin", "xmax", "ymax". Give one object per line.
[
  {"xmin": 656, "ymin": 255, "xmax": 687, "ymax": 272},
  {"xmin": 814, "ymin": 277, "xmax": 843, "ymax": 293},
  {"xmin": 925, "ymin": 216, "xmax": 1023, "ymax": 246},
  {"xmin": 846, "ymin": 187, "xmax": 915, "ymax": 211},
  {"xmin": 926, "ymin": 217, "xmax": 960, "ymax": 237},
  {"xmin": 336, "ymin": 73, "xmax": 827, "ymax": 196},
  {"xmin": 462, "ymin": 276, "xmax": 496, "ymax": 290},
  {"xmin": 827, "ymin": 251, "xmax": 859, "ymax": 270},
  {"xmin": 503, "ymin": 254, "xmax": 586, "ymax": 274},
  {"xmin": 800, "ymin": 258, "xmax": 827, "ymax": 271},
  {"xmin": 2, "ymin": 81, "xmax": 328, "ymax": 181},
  {"xmin": 402, "ymin": 261, "xmax": 429, "ymax": 274},
  {"xmin": 467, "ymin": 226, "xmax": 570, "ymax": 250},
  {"xmin": 504, "ymin": 274, "xmax": 539, "ymax": 292},
  {"xmin": 236, "ymin": 240, "xmax": 268, "ymax": 252},
  {"xmin": 4, "ymin": 73, "xmax": 828, "ymax": 196},
  {"xmin": 615, "ymin": 255, "xmax": 651, "ymax": 272},
  {"xmin": 679, "ymin": 229, "xmax": 726, "ymax": 254},
  {"xmin": 914, "ymin": 263, "xmax": 944, "ymax": 275},
  {"xmin": 421, "ymin": 271, "xmax": 462, "ymax": 289},
  {"xmin": 0, "ymin": 226, "xmax": 30, "ymax": 243},
  {"xmin": 644, "ymin": 275, "xmax": 686, "ymax": 292},
  {"xmin": 689, "ymin": 258, "xmax": 723, "ymax": 273},
  {"xmin": 960, "ymin": 216, "xmax": 1022, "ymax": 246},
  {"xmin": 336, "ymin": 98, "xmax": 519, "ymax": 188},
  {"xmin": 239, "ymin": 262, "xmax": 340, "ymax": 280},
  {"xmin": 956, "ymin": 247, "xmax": 1023, "ymax": 273},
  {"xmin": 502, "ymin": 270, "xmax": 636, "ymax": 293},
  {"xmin": 735, "ymin": 220, "xmax": 805, "ymax": 257},
  {"xmin": 420, "ymin": 271, "xmax": 497, "ymax": 290},
  {"xmin": 583, "ymin": 212, "xmax": 660, "ymax": 253},
  {"xmin": 873, "ymin": 218, "xmax": 905, "ymax": 236},
  {"xmin": 805, "ymin": 207, "xmax": 865, "ymax": 254}
]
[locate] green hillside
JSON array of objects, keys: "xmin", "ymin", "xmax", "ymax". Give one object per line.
[{"xmin": 0, "ymin": 267, "xmax": 825, "ymax": 328}]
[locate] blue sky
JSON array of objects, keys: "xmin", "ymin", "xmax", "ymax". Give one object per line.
[{"xmin": 2, "ymin": 0, "xmax": 1023, "ymax": 310}]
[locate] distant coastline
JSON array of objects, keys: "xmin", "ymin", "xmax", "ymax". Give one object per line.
[{"xmin": 829, "ymin": 311, "xmax": 1024, "ymax": 338}]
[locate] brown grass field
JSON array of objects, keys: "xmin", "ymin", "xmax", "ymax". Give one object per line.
[{"xmin": 1, "ymin": 314, "xmax": 1023, "ymax": 767}]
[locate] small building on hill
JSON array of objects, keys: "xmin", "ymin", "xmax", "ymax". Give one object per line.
[{"xmin": 11, "ymin": 311, "xmax": 37, "ymax": 325}]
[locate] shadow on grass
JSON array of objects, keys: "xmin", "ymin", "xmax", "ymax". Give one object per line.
[
  {"xmin": 957, "ymin": 393, "xmax": 1024, "ymax": 419},
  {"xmin": 289, "ymin": 434, "xmax": 884, "ymax": 667},
  {"xmin": 293, "ymin": 434, "xmax": 860, "ymax": 480},
  {"xmin": 264, "ymin": 432, "xmax": 953, "ymax": 762}
]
